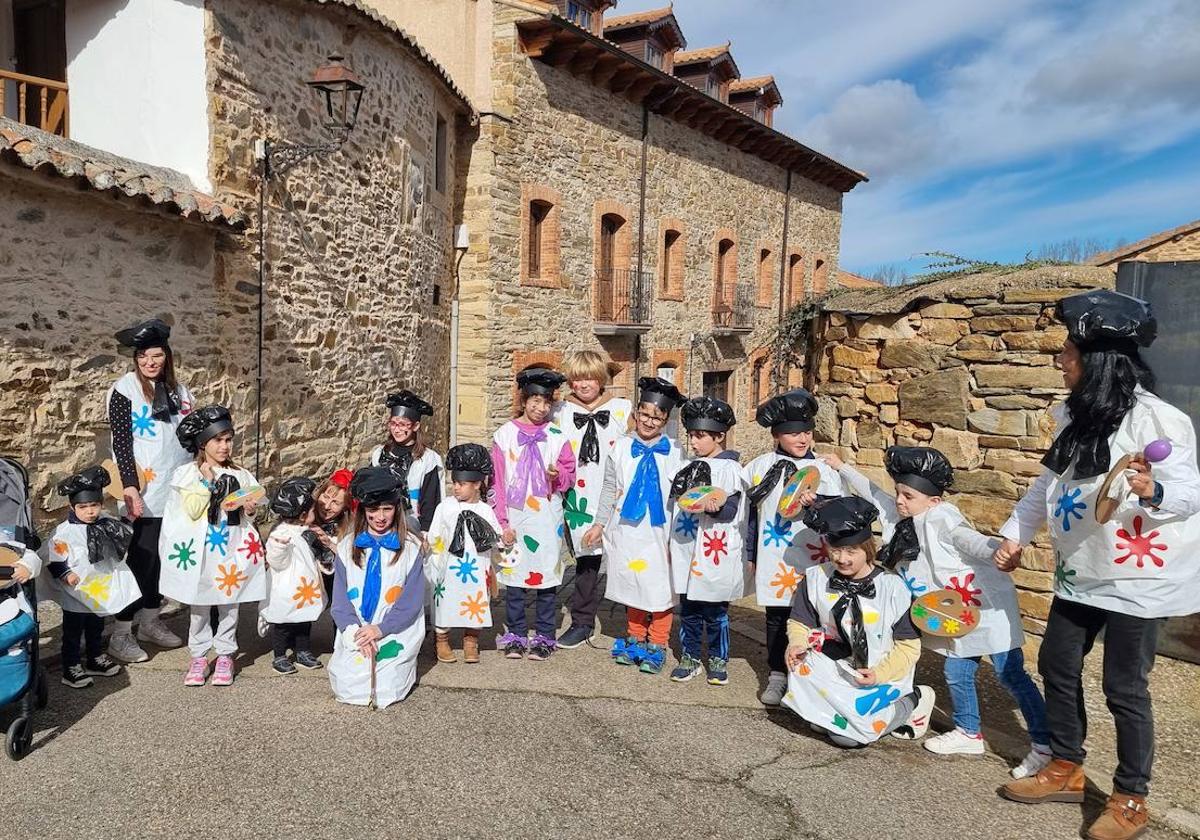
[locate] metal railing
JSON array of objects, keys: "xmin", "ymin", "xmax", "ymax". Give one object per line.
[
  {"xmin": 712, "ymin": 283, "xmax": 756, "ymax": 332},
  {"xmin": 0, "ymin": 69, "xmax": 69, "ymax": 137},
  {"xmin": 594, "ymin": 267, "xmax": 652, "ymax": 326}
]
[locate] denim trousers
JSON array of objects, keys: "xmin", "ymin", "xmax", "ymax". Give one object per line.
[{"xmin": 943, "ymin": 647, "xmax": 1050, "ymax": 745}]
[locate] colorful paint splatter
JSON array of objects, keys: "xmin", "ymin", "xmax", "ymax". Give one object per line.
[
  {"xmin": 946, "ymin": 573, "xmax": 983, "ymax": 607},
  {"xmin": 1053, "ymin": 551, "xmax": 1077, "ymax": 594},
  {"xmin": 806, "ymin": 538, "xmax": 830, "ymax": 564},
  {"xmin": 238, "ymin": 532, "xmax": 264, "ymax": 565},
  {"xmin": 855, "ymin": 684, "xmax": 901, "ymax": 716},
  {"xmin": 769, "ymin": 562, "xmax": 801, "ymax": 599},
  {"xmin": 563, "ymin": 488, "xmax": 594, "ymax": 529},
  {"xmin": 451, "ymin": 556, "xmax": 480, "ymax": 585},
  {"xmin": 131, "ymin": 405, "xmax": 157, "ymax": 438},
  {"xmin": 899, "ymin": 567, "xmax": 927, "ymax": 595},
  {"xmin": 702, "ymin": 531, "xmax": 728, "ymax": 565},
  {"xmin": 432, "ymin": 582, "xmax": 446, "ymax": 605},
  {"xmin": 292, "ymin": 576, "xmax": 322, "ymax": 608},
  {"xmin": 1114, "ymin": 515, "xmax": 1168, "ymax": 569},
  {"xmin": 674, "ymin": 512, "xmax": 699, "ymax": 539},
  {"xmin": 459, "ymin": 591, "xmax": 489, "ymax": 624},
  {"xmin": 77, "ymin": 574, "xmax": 113, "ymax": 609},
  {"xmin": 170, "ymin": 538, "xmax": 197, "ymax": 570},
  {"xmin": 215, "ymin": 563, "xmax": 248, "ymax": 596},
  {"xmin": 1053, "ymin": 486, "xmax": 1087, "ymax": 532},
  {"xmin": 205, "ymin": 523, "xmax": 230, "ymax": 556},
  {"xmin": 762, "ymin": 514, "xmax": 794, "ymax": 548}
]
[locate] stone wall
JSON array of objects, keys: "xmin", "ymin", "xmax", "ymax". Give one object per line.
[
  {"xmin": 1093, "ymin": 224, "xmax": 1200, "ymax": 270},
  {"xmin": 453, "ymin": 5, "xmax": 843, "ymax": 455},
  {"xmin": 805, "ymin": 266, "xmax": 1115, "ymax": 637}
]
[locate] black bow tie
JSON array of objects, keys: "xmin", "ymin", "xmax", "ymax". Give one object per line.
[
  {"xmin": 208, "ymin": 473, "xmax": 242, "ymax": 527},
  {"xmin": 669, "ymin": 460, "xmax": 713, "ymax": 500},
  {"xmin": 380, "ymin": 443, "xmax": 415, "ymax": 477},
  {"xmin": 878, "ymin": 517, "xmax": 920, "ymax": 570},
  {"xmin": 828, "ymin": 574, "xmax": 876, "ymax": 669},
  {"xmin": 150, "ymin": 380, "xmax": 182, "ymax": 421},
  {"xmin": 86, "ymin": 518, "xmax": 133, "ymax": 566},
  {"xmin": 573, "ymin": 410, "xmax": 611, "ymax": 466},
  {"xmin": 449, "ymin": 510, "xmax": 500, "ymax": 558},
  {"xmin": 747, "ymin": 459, "xmax": 798, "ymax": 507}
]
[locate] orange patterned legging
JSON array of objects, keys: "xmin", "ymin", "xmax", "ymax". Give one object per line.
[{"xmin": 627, "ymin": 607, "xmax": 673, "ymax": 646}]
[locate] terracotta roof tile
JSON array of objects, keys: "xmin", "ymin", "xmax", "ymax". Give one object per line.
[
  {"xmin": 836, "ymin": 270, "xmax": 883, "ymax": 289},
  {"xmin": 729, "ymin": 75, "xmax": 775, "ymax": 94},
  {"xmin": 605, "ymin": 5, "xmax": 674, "ymax": 29},
  {"xmin": 1089, "ymin": 218, "xmax": 1200, "ymax": 266},
  {"xmin": 0, "ymin": 118, "xmax": 248, "ymax": 229},
  {"xmin": 674, "ymin": 42, "xmax": 732, "ymax": 65}
]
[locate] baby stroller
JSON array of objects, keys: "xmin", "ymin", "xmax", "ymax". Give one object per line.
[{"xmin": 0, "ymin": 456, "xmax": 48, "ymax": 760}]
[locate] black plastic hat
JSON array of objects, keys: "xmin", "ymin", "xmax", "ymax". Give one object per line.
[
  {"xmin": 271, "ymin": 477, "xmax": 317, "ymax": 519},
  {"xmin": 349, "ymin": 466, "xmax": 406, "ymax": 507},
  {"xmin": 115, "ymin": 318, "xmax": 171, "ymax": 351},
  {"xmin": 637, "ymin": 376, "xmax": 685, "ymax": 413},
  {"xmin": 57, "ymin": 465, "xmax": 110, "ymax": 504},
  {"xmin": 680, "ymin": 396, "xmax": 736, "ymax": 433},
  {"xmin": 755, "ymin": 388, "xmax": 818, "ymax": 433},
  {"xmin": 516, "ymin": 368, "xmax": 567, "ymax": 397},
  {"xmin": 446, "ymin": 443, "xmax": 492, "ymax": 482},
  {"xmin": 1055, "ymin": 289, "xmax": 1156, "ymax": 351},
  {"xmin": 885, "ymin": 446, "xmax": 954, "ymax": 496},
  {"xmin": 386, "ymin": 390, "xmax": 434, "ymax": 421},
  {"xmin": 176, "ymin": 405, "xmax": 234, "ymax": 454},
  {"xmin": 802, "ymin": 496, "xmax": 879, "ymax": 547}
]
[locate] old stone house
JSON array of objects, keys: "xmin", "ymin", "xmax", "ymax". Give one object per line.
[
  {"xmin": 1, "ymin": 0, "xmax": 472, "ymax": 522},
  {"xmin": 1090, "ymin": 217, "xmax": 1200, "ymax": 270},
  {"xmin": 371, "ymin": 0, "xmax": 865, "ymax": 452}
]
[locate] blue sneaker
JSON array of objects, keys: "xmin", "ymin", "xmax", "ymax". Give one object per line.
[
  {"xmin": 670, "ymin": 654, "xmax": 703, "ymax": 682},
  {"xmin": 613, "ymin": 636, "xmax": 645, "ymax": 666},
  {"xmin": 706, "ymin": 656, "xmax": 729, "ymax": 686},
  {"xmin": 558, "ymin": 625, "xmax": 594, "ymax": 650},
  {"xmin": 638, "ymin": 643, "xmax": 666, "ymax": 674}
]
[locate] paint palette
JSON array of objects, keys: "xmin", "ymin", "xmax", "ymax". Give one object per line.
[
  {"xmin": 1094, "ymin": 439, "xmax": 1172, "ymax": 524},
  {"xmin": 496, "ymin": 544, "xmax": 518, "ymax": 568},
  {"xmin": 0, "ymin": 544, "xmax": 21, "ymax": 571},
  {"xmin": 910, "ymin": 589, "xmax": 980, "ymax": 638},
  {"xmin": 101, "ymin": 458, "xmax": 144, "ymax": 500},
  {"xmin": 776, "ymin": 466, "xmax": 822, "ymax": 520},
  {"xmin": 677, "ymin": 485, "xmax": 728, "ymax": 513},
  {"xmin": 222, "ymin": 485, "xmax": 266, "ymax": 511}
]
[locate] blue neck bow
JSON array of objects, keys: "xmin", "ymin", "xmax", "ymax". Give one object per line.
[
  {"xmin": 620, "ymin": 437, "xmax": 671, "ymax": 526},
  {"xmin": 353, "ymin": 530, "xmax": 402, "ymax": 623}
]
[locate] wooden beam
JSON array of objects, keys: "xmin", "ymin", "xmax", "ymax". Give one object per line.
[
  {"xmin": 608, "ymin": 65, "xmax": 642, "ymax": 94},
  {"xmin": 544, "ymin": 41, "xmax": 582, "ymax": 68},
  {"xmin": 642, "ymin": 82, "xmax": 677, "ymax": 110},
  {"xmin": 653, "ymin": 91, "xmax": 689, "ymax": 117},
  {"xmin": 590, "ymin": 53, "xmax": 625, "ymax": 87},
  {"xmin": 625, "ymin": 76, "xmax": 661, "ymax": 104},
  {"xmin": 567, "ymin": 43, "xmax": 604, "ymax": 76},
  {"xmin": 518, "ymin": 24, "xmax": 558, "ymax": 58}
]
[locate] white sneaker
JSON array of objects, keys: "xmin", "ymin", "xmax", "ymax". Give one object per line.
[
  {"xmin": 924, "ymin": 727, "xmax": 986, "ymax": 756},
  {"xmin": 759, "ymin": 671, "xmax": 788, "ymax": 707},
  {"xmin": 136, "ymin": 612, "xmax": 183, "ymax": 648},
  {"xmin": 1011, "ymin": 744, "xmax": 1053, "ymax": 779},
  {"xmin": 257, "ymin": 613, "xmax": 270, "ymax": 639},
  {"xmin": 108, "ymin": 632, "xmax": 149, "ymax": 663},
  {"xmin": 893, "ymin": 684, "xmax": 937, "ymax": 740}
]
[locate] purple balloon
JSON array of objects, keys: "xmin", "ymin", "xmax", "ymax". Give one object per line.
[{"xmin": 1144, "ymin": 439, "xmax": 1172, "ymax": 463}]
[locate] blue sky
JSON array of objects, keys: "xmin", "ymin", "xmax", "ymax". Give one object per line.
[{"xmin": 617, "ymin": 0, "xmax": 1200, "ymax": 277}]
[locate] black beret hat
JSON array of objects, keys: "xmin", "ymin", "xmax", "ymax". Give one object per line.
[
  {"xmin": 57, "ymin": 465, "xmax": 111, "ymax": 504},
  {"xmin": 349, "ymin": 466, "xmax": 406, "ymax": 507},
  {"xmin": 516, "ymin": 368, "xmax": 567, "ymax": 397},
  {"xmin": 386, "ymin": 390, "xmax": 434, "ymax": 420},
  {"xmin": 755, "ymin": 388, "xmax": 818, "ymax": 433},
  {"xmin": 802, "ymin": 496, "xmax": 879, "ymax": 547},
  {"xmin": 270, "ymin": 477, "xmax": 317, "ymax": 519},
  {"xmin": 885, "ymin": 446, "xmax": 954, "ymax": 496},
  {"xmin": 637, "ymin": 376, "xmax": 685, "ymax": 413},
  {"xmin": 446, "ymin": 443, "xmax": 492, "ymax": 482},
  {"xmin": 680, "ymin": 395, "xmax": 736, "ymax": 433},
  {"xmin": 1055, "ymin": 289, "xmax": 1156, "ymax": 351},
  {"xmin": 176, "ymin": 405, "xmax": 234, "ymax": 454},
  {"xmin": 115, "ymin": 318, "xmax": 172, "ymax": 351}
]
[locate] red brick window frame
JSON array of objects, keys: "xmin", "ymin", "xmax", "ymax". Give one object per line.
[
  {"xmin": 747, "ymin": 346, "xmax": 772, "ymax": 407},
  {"xmin": 755, "ymin": 241, "xmax": 775, "ymax": 307},
  {"xmin": 712, "ymin": 227, "xmax": 737, "ymax": 316},
  {"xmin": 786, "ymin": 249, "xmax": 804, "ymax": 308},
  {"xmin": 813, "ymin": 255, "xmax": 828, "ymax": 296},
  {"xmin": 521, "ymin": 184, "xmax": 562, "ymax": 288},
  {"xmin": 657, "ymin": 216, "xmax": 685, "ymax": 301},
  {"xmin": 649, "ymin": 348, "xmax": 688, "ymax": 398},
  {"xmin": 511, "ymin": 350, "xmax": 564, "ymax": 415},
  {"xmin": 592, "ymin": 199, "xmax": 634, "ymax": 322}
]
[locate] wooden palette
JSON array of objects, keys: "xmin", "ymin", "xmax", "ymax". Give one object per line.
[
  {"xmin": 0, "ymin": 543, "xmax": 21, "ymax": 573},
  {"xmin": 910, "ymin": 589, "xmax": 981, "ymax": 638},
  {"xmin": 222, "ymin": 485, "xmax": 266, "ymax": 511},
  {"xmin": 101, "ymin": 458, "xmax": 144, "ymax": 500},
  {"xmin": 777, "ymin": 466, "xmax": 822, "ymax": 520},
  {"xmin": 1094, "ymin": 453, "xmax": 1133, "ymax": 525},
  {"xmin": 677, "ymin": 485, "xmax": 729, "ymax": 513}
]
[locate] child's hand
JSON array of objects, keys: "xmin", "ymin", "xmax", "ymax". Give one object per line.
[
  {"xmin": 355, "ymin": 623, "xmax": 382, "ymax": 657},
  {"xmin": 65, "ymin": 572, "xmax": 81, "ymax": 587},
  {"xmin": 798, "ymin": 490, "xmax": 818, "ymax": 508},
  {"xmin": 819, "ymin": 452, "xmax": 844, "ymax": 471},
  {"xmin": 993, "ymin": 539, "xmax": 1022, "ymax": 572},
  {"xmin": 545, "ymin": 464, "xmax": 559, "ymax": 490},
  {"xmin": 502, "ymin": 528, "xmax": 516, "ymax": 547},
  {"xmin": 702, "ymin": 497, "xmax": 723, "ymax": 514},
  {"xmin": 583, "ymin": 524, "xmax": 603, "ymax": 549},
  {"xmin": 123, "ymin": 487, "xmax": 145, "ymax": 520},
  {"xmin": 785, "ymin": 644, "xmax": 808, "ymax": 672},
  {"xmin": 853, "ymin": 668, "xmax": 878, "ymax": 686},
  {"xmin": 12, "ymin": 564, "xmax": 32, "ymax": 584},
  {"xmin": 310, "ymin": 527, "xmax": 335, "ymax": 551}
]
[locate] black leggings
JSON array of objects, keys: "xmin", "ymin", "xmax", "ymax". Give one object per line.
[
  {"xmin": 273, "ymin": 622, "xmax": 313, "ymax": 657},
  {"xmin": 116, "ymin": 516, "xmax": 164, "ymax": 620},
  {"xmin": 765, "ymin": 606, "xmax": 791, "ymax": 673}
]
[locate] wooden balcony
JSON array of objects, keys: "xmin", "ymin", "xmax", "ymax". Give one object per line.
[
  {"xmin": 593, "ymin": 267, "xmax": 653, "ymax": 335},
  {"xmin": 712, "ymin": 283, "xmax": 756, "ymax": 335},
  {"xmin": 1, "ymin": 69, "xmax": 69, "ymax": 137}
]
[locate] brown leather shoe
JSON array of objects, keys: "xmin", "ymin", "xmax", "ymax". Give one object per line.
[
  {"xmin": 463, "ymin": 630, "xmax": 480, "ymax": 664},
  {"xmin": 1086, "ymin": 793, "xmax": 1149, "ymax": 840},
  {"xmin": 1001, "ymin": 758, "xmax": 1085, "ymax": 804},
  {"xmin": 435, "ymin": 631, "xmax": 457, "ymax": 663}
]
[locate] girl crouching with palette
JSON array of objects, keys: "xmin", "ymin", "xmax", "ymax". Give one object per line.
[
  {"xmin": 159, "ymin": 406, "xmax": 265, "ymax": 688},
  {"xmin": 782, "ymin": 496, "xmax": 935, "ymax": 748}
]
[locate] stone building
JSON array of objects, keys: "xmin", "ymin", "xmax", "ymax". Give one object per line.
[
  {"xmin": 1090, "ymin": 217, "xmax": 1200, "ymax": 270},
  {"xmin": 372, "ymin": 0, "xmax": 865, "ymax": 453},
  {"xmin": 1, "ymin": 0, "xmax": 472, "ymax": 524}
]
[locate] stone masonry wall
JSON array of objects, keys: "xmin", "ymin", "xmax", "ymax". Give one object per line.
[
  {"xmin": 806, "ymin": 267, "xmax": 1115, "ymax": 638},
  {"xmin": 453, "ymin": 5, "xmax": 843, "ymax": 456},
  {"xmin": 1096, "ymin": 226, "xmax": 1200, "ymax": 270},
  {"xmin": 206, "ymin": 0, "xmax": 466, "ymax": 477}
]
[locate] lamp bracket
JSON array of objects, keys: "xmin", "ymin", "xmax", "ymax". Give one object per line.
[{"xmin": 261, "ymin": 135, "xmax": 348, "ymax": 179}]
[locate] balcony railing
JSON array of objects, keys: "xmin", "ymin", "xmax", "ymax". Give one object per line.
[
  {"xmin": 711, "ymin": 283, "xmax": 756, "ymax": 334},
  {"xmin": 593, "ymin": 267, "xmax": 653, "ymax": 334},
  {"xmin": 0, "ymin": 69, "xmax": 69, "ymax": 137}
]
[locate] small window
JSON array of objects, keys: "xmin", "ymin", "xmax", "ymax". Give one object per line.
[
  {"xmin": 646, "ymin": 44, "xmax": 664, "ymax": 69},
  {"xmin": 714, "ymin": 238, "xmax": 736, "ymax": 312},
  {"xmin": 705, "ymin": 75, "xmax": 718, "ymax": 97},
  {"xmin": 528, "ymin": 200, "xmax": 551, "ymax": 279},
  {"xmin": 656, "ymin": 364, "xmax": 676, "ymax": 384},
  {"xmin": 757, "ymin": 247, "xmax": 773, "ymax": 306},
  {"xmin": 656, "ymin": 362, "xmax": 681, "ymax": 439},
  {"xmin": 753, "ymin": 102, "xmax": 765, "ymax": 123},
  {"xmin": 788, "ymin": 253, "xmax": 803, "ymax": 307},
  {"xmin": 661, "ymin": 229, "xmax": 680, "ymax": 293},
  {"xmin": 814, "ymin": 258, "xmax": 827, "ymax": 295},
  {"xmin": 566, "ymin": 1, "xmax": 592, "ymax": 29},
  {"xmin": 702, "ymin": 371, "xmax": 731, "ymax": 402},
  {"xmin": 434, "ymin": 114, "xmax": 447, "ymax": 194}
]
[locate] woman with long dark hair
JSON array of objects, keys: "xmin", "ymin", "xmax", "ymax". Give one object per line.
[
  {"xmin": 105, "ymin": 319, "xmax": 192, "ymax": 662},
  {"xmin": 994, "ymin": 290, "xmax": 1200, "ymax": 840}
]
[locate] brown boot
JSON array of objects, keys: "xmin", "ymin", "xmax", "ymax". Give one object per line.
[
  {"xmin": 463, "ymin": 630, "xmax": 480, "ymax": 664},
  {"xmin": 435, "ymin": 631, "xmax": 457, "ymax": 663},
  {"xmin": 1086, "ymin": 793, "xmax": 1149, "ymax": 840},
  {"xmin": 1001, "ymin": 758, "xmax": 1085, "ymax": 804}
]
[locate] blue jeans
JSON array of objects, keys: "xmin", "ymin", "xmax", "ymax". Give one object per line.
[
  {"xmin": 505, "ymin": 586, "xmax": 558, "ymax": 638},
  {"xmin": 678, "ymin": 595, "xmax": 729, "ymax": 661},
  {"xmin": 943, "ymin": 648, "xmax": 1050, "ymax": 745}
]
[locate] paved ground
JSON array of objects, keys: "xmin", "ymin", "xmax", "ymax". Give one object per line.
[{"xmin": 5, "ymin": 575, "xmax": 1198, "ymax": 840}]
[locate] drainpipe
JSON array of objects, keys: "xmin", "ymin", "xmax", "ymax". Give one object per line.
[
  {"xmin": 450, "ymin": 232, "xmax": 468, "ymax": 447},
  {"xmin": 777, "ymin": 168, "xmax": 792, "ymax": 323},
  {"xmin": 635, "ymin": 104, "xmax": 649, "ymax": 384}
]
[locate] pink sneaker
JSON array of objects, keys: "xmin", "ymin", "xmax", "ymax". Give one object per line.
[
  {"xmin": 184, "ymin": 657, "xmax": 209, "ymax": 687},
  {"xmin": 212, "ymin": 655, "xmax": 236, "ymax": 686}
]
